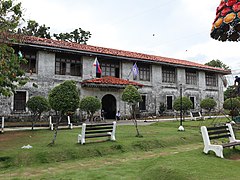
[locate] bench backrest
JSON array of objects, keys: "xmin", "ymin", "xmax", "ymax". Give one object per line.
[
  {"xmin": 85, "ymin": 123, "xmax": 114, "ymax": 135},
  {"xmin": 206, "ymin": 125, "xmax": 231, "ymax": 140},
  {"xmin": 201, "ymin": 123, "xmax": 236, "ymax": 145}
]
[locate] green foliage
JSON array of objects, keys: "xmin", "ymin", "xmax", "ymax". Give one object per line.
[
  {"xmin": 122, "ymin": 85, "xmax": 142, "ymax": 137},
  {"xmin": 48, "ymin": 80, "xmax": 80, "ymax": 114},
  {"xmin": 79, "ymin": 96, "xmax": 101, "ymax": 121},
  {"xmin": 122, "ymin": 85, "xmax": 142, "ymax": 105},
  {"xmin": 173, "ymin": 97, "xmax": 193, "ymax": 112},
  {"xmin": 26, "ymin": 96, "xmax": 50, "ymax": 115},
  {"xmin": 18, "ymin": 20, "xmax": 51, "ymax": 39},
  {"xmin": 223, "ymin": 98, "xmax": 240, "ymax": 110},
  {"xmin": 200, "ymin": 98, "xmax": 217, "ymax": 112},
  {"xmin": 0, "ymin": 0, "xmax": 22, "ymax": 32},
  {"xmin": 53, "ymin": 28, "xmax": 92, "ymax": 44},
  {"xmin": 204, "ymin": 59, "xmax": 230, "ymax": 70},
  {"xmin": 26, "ymin": 96, "xmax": 50, "ymax": 130},
  {"xmin": 224, "ymin": 85, "xmax": 237, "ymax": 100},
  {"xmin": 0, "ymin": 0, "xmax": 28, "ymax": 96}
]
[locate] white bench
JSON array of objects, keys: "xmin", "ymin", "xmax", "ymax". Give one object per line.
[
  {"xmin": 78, "ymin": 121, "xmax": 116, "ymax": 144},
  {"xmin": 49, "ymin": 116, "xmax": 73, "ymax": 130},
  {"xmin": 190, "ymin": 111, "xmax": 204, "ymax": 121},
  {"xmin": 201, "ymin": 123, "xmax": 240, "ymax": 158}
]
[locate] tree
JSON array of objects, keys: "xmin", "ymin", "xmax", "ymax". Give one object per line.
[
  {"xmin": 223, "ymin": 98, "xmax": 240, "ymax": 117},
  {"xmin": 79, "ymin": 96, "xmax": 101, "ymax": 123},
  {"xmin": 18, "ymin": 20, "xmax": 51, "ymax": 39},
  {"xmin": 122, "ymin": 85, "xmax": 142, "ymax": 137},
  {"xmin": 53, "ymin": 28, "xmax": 92, "ymax": 44},
  {"xmin": 173, "ymin": 97, "xmax": 193, "ymax": 119},
  {"xmin": 204, "ymin": 59, "xmax": 230, "ymax": 70},
  {"xmin": 48, "ymin": 80, "xmax": 80, "ymax": 145},
  {"xmin": 26, "ymin": 96, "xmax": 50, "ymax": 130},
  {"xmin": 0, "ymin": 0, "xmax": 28, "ymax": 96},
  {"xmin": 200, "ymin": 98, "xmax": 217, "ymax": 116}
]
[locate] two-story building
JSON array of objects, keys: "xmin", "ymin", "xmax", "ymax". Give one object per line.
[{"xmin": 0, "ymin": 35, "xmax": 230, "ymax": 119}]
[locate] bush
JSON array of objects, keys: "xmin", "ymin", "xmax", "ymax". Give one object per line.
[
  {"xmin": 223, "ymin": 98, "xmax": 240, "ymax": 110},
  {"xmin": 79, "ymin": 96, "xmax": 101, "ymax": 122},
  {"xmin": 173, "ymin": 97, "xmax": 193, "ymax": 112},
  {"xmin": 26, "ymin": 96, "xmax": 50, "ymax": 130},
  {"xmin": 223, "ymin": 98, "xmax": 240, "ymax": 116},
  {"xmin": 200, "ymin": 98, "xmax": 216, "ymax": 112}
]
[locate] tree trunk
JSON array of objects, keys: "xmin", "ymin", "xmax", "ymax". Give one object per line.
[
  {"xmin": 49, "ymin": 114, "xmax": 62, "ymax": 146},
  {"xmin": 132, "ymin": 104, "xmax": 141, "ymax": 137},
  {"xmin": 31, "ymin": 113, "xmax": 37, "ymax": 131}
]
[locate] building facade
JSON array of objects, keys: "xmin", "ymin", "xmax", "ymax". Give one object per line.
[{"xmin": 0, "ymin": 35, "xmax": 230, "ymax": 119}]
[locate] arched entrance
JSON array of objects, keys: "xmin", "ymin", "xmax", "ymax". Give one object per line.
[{"xmin": 102, "ymin": 94, "xmax": 116, "ymax": 119}]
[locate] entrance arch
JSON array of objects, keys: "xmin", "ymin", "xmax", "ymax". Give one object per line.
[{"xmin": 102, "ymin": 94, "xmax": 116, "ymax": 119}]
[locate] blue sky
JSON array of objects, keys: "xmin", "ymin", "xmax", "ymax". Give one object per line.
[{"xmin": 20, "ymin": 0, "xmax": 240, "ymax": 85}]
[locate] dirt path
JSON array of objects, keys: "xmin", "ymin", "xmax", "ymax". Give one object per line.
[{"xmin": 0, "ymin": 143, "xmax": 202, "ymax": 179}]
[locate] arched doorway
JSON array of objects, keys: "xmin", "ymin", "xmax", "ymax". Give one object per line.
[{"xmin": 102, "ymin": 94, "xmax": 116, "ymax": 119}]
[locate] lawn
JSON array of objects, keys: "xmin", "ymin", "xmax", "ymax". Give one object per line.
[{"xmin": 0, "ymin": 119, "xmax": 240, "ymax": 180}]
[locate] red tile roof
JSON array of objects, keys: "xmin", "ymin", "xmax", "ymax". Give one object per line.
[
  {"xmin": 81, "ymin": 76, "xmax": 144, "ymax": 88},
  {"xmin": 3, "ymin": 33, "xmax": 231, "ymax": 74}
]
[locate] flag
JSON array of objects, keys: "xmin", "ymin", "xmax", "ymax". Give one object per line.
[
  {"xmin": 132, "ymin": 63, "xmax": 138, "ymax": 79},
  {"xmin": 93, "ymin": 57, "xmax": 102, "ymax": 74}
]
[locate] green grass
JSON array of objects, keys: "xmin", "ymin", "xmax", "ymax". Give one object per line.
[{"xmin": 0, "ymin": 119, "xmax": 240, "ymax": 179}]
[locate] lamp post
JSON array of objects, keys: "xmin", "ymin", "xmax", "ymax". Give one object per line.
[{"xmin": 178, "ymin": 84, "xmax": 184, "ymax": 131}]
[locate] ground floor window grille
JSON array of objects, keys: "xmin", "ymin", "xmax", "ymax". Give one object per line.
[
  {"xmin": 139, "ymin": 95, "xmax": 146, "ymax": 110},
  {"xmin": 166, "ymin": 96, "xmax": 173, "ymax": 110},
  {"xmin": 13, "ymin": 91, "xmax": 26, "ymax": 111}
]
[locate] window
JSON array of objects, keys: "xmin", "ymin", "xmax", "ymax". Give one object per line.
[
  {"xmin": 190, "ymin": 96, "xmax": 195, "ymax": 109},
  {"xmin": 13, "ymin": 91, "xmax": 26, "ymax": 111},
  {"xmin": 166, "ymin": 96, "xmax": 173, "ymax": 110},
  {"xmin": 186, "ymin": 69, "xmax": 197, "ymax": 85},
  {"xmin": 162, "ymin": 66, "xmax": 176, "ymax": 83},
  {"xmin": 138, "ymin": 63, "xmax": 150, "ymax": 81},
  {"xmin": 139, "ymin": 95, "xmax": 146, "ymax": 110},
  {"xmin": 21, "ymin": 50, "xmax": 37, "ymax": 73},
  {"xmin": 55, "ymin": 54, "xmax": 82, "ymax": 76},
  {"xmin": 206, "ymin": 73, "xmax": 218, "ymax": 87},
  {"xmin": 100, "ymin": 61, "xmax": 119, "ymax": 78}
]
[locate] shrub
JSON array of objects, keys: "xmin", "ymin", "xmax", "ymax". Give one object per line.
[
  {"xmin": 223, "ymin": 98, "xmax": 240, "ymax": 116},
  {"xmin": 200, "ymin": 98, "xmax": 217, "ymax": 114},
  {"xmin": 26, "ymin": 96, "xmax": 50, "ymax": 130},
  {"xmin": 79, "ymin": 96, "xmax": 101, "ymax": 122},
  {"xmin": 173, "ymin": 97, "xmax": 193, "ymax": 113}
]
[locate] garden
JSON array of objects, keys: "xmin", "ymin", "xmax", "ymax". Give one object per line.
[{"xmin": 1, "ymin": 119, "xmax": 240, "ymax": 180}]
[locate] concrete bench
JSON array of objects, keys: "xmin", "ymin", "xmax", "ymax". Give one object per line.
[
  {"xmin": 78, "ymin": 121, "xmax": 116, "ymax": 144},
  {"xmin": 201, "ymin": 123, "xmax": 240, "ymax": 158},
  {"xmin": 49, "ymin": 116, "xmax": 73, "ymax": 130},
  {"xmin": 190, "ymin": 111, "xmax": 204, "ymax": 121}
]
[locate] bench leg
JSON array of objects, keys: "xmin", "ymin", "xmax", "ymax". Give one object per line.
[
  {"xmin": 78, "ymin": 134, "xmax": 85, "ymax": 144},
  {"xmin": 204, "ymin": 145, "xmax": 224, "ymax": 158}
]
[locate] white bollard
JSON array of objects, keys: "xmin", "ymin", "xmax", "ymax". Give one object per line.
[
  {"xmin": 1, "ymin": 117, "xmax": 4, "ymax": 133},
  {"xmin": 67, "ymin": 116, "xmax": 73, "ymax": 129},
  {"xmin": 49, "ymin": 116, "xmax": 53, "ymax": 130}
]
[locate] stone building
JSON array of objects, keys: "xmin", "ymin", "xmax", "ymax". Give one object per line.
[{"xmin": 0, "ymin": 35, "xmax": 230, "ymax": 119}]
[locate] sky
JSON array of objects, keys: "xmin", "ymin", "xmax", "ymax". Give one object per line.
[{"xmin": 19, "ymin": 0, "xmax": 240, "ymax": 85}]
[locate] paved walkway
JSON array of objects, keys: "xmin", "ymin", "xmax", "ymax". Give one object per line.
[{"xmin": 1, "ymin": 115, "xmax": 228, "ymax": 132}]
